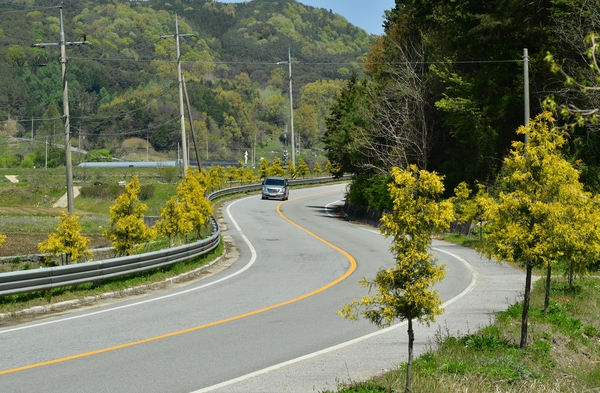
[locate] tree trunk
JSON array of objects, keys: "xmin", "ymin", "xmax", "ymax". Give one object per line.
[
  {"xmin": 405, "ymin": 318, "xmax": 414, "ymax": 393},
  {"xmin": 544, "ymin": 263, "xmax": 551, "ymax": 313},
  {"xmin": 520, "ymin": 261, "xmax": 533, "ymax": 348},
  {"xmin": 568, "ymin": 261, "xmax": 574, "ymax": 291}
]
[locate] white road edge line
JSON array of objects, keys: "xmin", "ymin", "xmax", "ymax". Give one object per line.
[
  {"xmin": 0, "ymin": 198, "xmax": 258, "ymax": 335},
  {"xmin": 324, "ymin": 199, "xmax": 343, "ymax": 217},
  {"xmin": 191, "ymin": 245, "xmax": 478, "ymax": 392}
]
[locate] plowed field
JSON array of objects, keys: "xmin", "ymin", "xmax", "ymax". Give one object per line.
[{"xmin": 0, "ymin": 234, "xmax": 109, "ymax": 257}]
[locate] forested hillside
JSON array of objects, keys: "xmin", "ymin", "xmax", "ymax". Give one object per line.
[
  {"xmin": 0, "ymin": 0, "xmax": 371, "ymax": 167},
  {"xmin": 324, "ymin": 0, "xmax": 600, "ymax": 198}
]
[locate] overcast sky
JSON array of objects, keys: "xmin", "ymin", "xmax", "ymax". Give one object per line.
[{"xmin": 221, "ymin": 0, "xmax": 396, "ymax": 35}]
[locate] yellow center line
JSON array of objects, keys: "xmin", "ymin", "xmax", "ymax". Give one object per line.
[{"xmin": 1, "ymin": 191, "xmax": 356, "ymax": 375}]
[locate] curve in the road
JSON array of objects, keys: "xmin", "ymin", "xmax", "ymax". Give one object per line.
[
  {"xmin": 193, "ymin": 239, "xmax": 479, "ymax": 392},
  {"xmin": 0, "ymin": 191, "xmax": 357, "ymax": 376}
]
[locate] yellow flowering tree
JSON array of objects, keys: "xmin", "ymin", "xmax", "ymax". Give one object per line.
[
  {"xmin": 178, "ymin": 169, "xmax": 212, "ymax": 240},
  {"xmin": 240, "ymin": 167, "xmax": 256, "ymax": 184},
  {"xmin": 287, "ymin": 161, "xmax": 296, "ymax": 180},
  {"xmin": 480, "ymin": 111, "xmax": 600, "ymax": 347},
  {"xmin": 39, "ymin": 212, "xmax": 92, "ymax": 265},
  {"xmin": 325, "ymin": 160, "xmax": 342, "ymax": 178},
  {"xmin": 226, "ymin": 165, "xmax": 241, "ymax": 185},
  {"xmin": 339, "ymin": 165, "xmax": 453, "ymax": 393},
  {"xmin": 453, "ymin": 181, "xmax": 495, "ymax": 242},
  {"xmin": 267, "ymin": 157, "xmax": 285, "ymax": 177},
  {"xmin": 104, "ymin": 175, "xmax": 155, "ymax": 256},
  {"xmin": 313, "ymin": 161, "xmax": 322, "ymax": 176},
  {"xmin": 258, "ymin": 158, "xmax": 269, "ymax": 179},
  {"xmin": 297, "ymin": 158, "xmax": 310, "ymax": 178},
  {"xmin": 210, "ymin": 165, "xmax": 227, "ymax": 190},
  {"xmin": 154, "ymin": 195, "xmax": 193, "ymax": 248}
]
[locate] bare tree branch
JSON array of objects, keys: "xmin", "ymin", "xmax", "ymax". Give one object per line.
[{"xmin": 357, "ymin": 38, "xmax": 434, "ymax": 174}]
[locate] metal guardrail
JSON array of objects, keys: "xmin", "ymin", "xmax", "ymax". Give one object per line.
[
  {"xmin": 0, "ymin": 218, "xmax": 220, "ymax": 297},
  {"xmin": 207, "ymin": 175, "xmax": 350, "ymax": 200},
  {"xmin": 0, "ymin": 175, "xmax": 348, "ymax": 297}
]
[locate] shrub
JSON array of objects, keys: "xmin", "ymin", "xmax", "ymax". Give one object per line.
[
  {"xmin": 158, "ymin": 166, "xmax": 179, "ymax": 183},
  {"xmin": 80, "ymin": 183, "xmax": 154, "ymax": 200},
  {"xmin": 460, "ymin": 333, "xmax": 511, "ymax": 351},
  {"xmin": 80, "ymin": 184, "xmax": 123, "ymax": 199},
  {"xmin": 139, "ymin": 184, "xmax": 155, "ymax": 200},
  {"xmin": 346, "ymin": 173, "xmax": 393, "ymax": 212}
]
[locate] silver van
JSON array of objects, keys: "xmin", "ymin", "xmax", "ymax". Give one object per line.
[{"xmin": 261, "ymin": 176, "xmax": 289, "ymax": 200}]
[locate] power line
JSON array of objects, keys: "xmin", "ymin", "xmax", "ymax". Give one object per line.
[
  {"xmin": 64, "ymin": 56, "xmax": 525, "ymax": 66},
  {"xmin": 15, "ymin": 116, "xmax": 181, "ymax": 143},
  {"xmin": 0, "ymin": 4, "xmax": 59, "ymax": 14},
  {"xmin": 0, "ymin": 80, "xmax": 180, "ymax": 123},
  {"xmin": 75, "ymin": 116, "xmax": 181, "ymax": 138},
  {"xmin": 160, "ymin": 13, "xmax": 194, "ymax": 172}
]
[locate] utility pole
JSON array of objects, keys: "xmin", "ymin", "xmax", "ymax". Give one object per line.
[
  {"xmin": 32, "ymin": 5, "xmax": 90, "ymax": 214},
  {"xmin": 524, "ymin": 48, "xmax": 530, "ymax": 146},
  {"xmin": 182, "ymin": 74, "xmax": 202, "ymax": 169},
  {"xmin": 161, "ymin": 14, "xmax": 193, "ymax": 173},
  {"xmin": 78, "ymin": 128, "xmax": 82, "ymax": 164},
  {"xmin": 277, "ymin": 48, "xmax": 297, "ymax": 166}
]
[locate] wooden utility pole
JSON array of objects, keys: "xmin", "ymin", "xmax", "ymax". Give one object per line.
[
  {"xmin": 277, "ymin": 48, "xmax": 297, "ymax": 166},
  {"xmin": 182, "ymin": 74, "xmax": 202, "ymax": 169},
  {"xmin": 161, "ymin": 14, "xmax": 193, "ymax": 172},
  {"xmin": 32, "ymin": 6, "xmax": 91, "ymax": 214}
]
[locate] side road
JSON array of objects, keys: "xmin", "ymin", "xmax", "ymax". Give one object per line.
[
  {"xmin": 196, "ymin": 240, "xmax": 526, "ymax": 393},
  {"xmin": 52, "ymin": 186, "xmax": 81, "ymax": 208}
]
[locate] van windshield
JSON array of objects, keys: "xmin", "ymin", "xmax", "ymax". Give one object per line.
[{"xmin": 265, "ymin": 178, "xmax": 285, "ymax": 186}]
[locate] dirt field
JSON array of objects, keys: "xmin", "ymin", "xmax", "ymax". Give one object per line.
[{"xmin": 0, "ymin": 233, "xmax": 110, "ymax": 258}]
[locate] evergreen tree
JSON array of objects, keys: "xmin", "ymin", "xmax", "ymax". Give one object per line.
[
  {"xmin": 37, "ymin": 101, "xmax": 62, "ymax": 142},
  {"xmin": 287, "ymin": 162, "xmax": 297, "ymax": 180},
  {"xmin": 178, "ymin": 169, "xmax": 213, "ymax": 240},
  {"xmin": 39, "ymin": 212, "xmax": 92, "ymax": 265},
  {"xmin": 155, "ymin": 195, "xmax": 193, "ymax": 248},
  {"xmin": 258, "ymin": 158, "xmax": 269, "ymax": 179},
  {"xmin": 104, "ymin": 175, "xmax": 155, "ymax": 256},
  {"xmin": 267, "ymin": 157, "xmax": 285, "ymax": 177},
  {"xmin": 339, "ymin": 165, "xmax": 453, "ymax": 393},
  {"xmin": 312, "ymin": 161, "xmax": 322, "ymax": 176},
  {"xmin": 296, "ymin": 158, "xmax": 309, "ymax": 178},
  {"xmin": 480, "ymin": 111, "xmax": 600, "ymax": 347}
]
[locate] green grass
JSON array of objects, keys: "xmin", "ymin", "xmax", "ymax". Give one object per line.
[
  {"xmin": 324, "ymin": 276, "xmax": 600, "ymax": 393},
  {"xmin": 439, "ymin": 232, "xmax": 484, "ymax": 249}
]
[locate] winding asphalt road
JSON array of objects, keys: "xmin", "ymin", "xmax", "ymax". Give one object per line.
[{"xmin": 0, "ymin": 183, "xmax": 525, "ymax": 392}]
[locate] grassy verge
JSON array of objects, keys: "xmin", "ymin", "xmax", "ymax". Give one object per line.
[
  {"xmin": 0, "ymin": 239, "xmax": 224, "ymax": 316},
  {"xmin": 439, "ymin": 232, "xmax": 484, "ymax": 249},
  {"xmin": 324, "ymin": 238, "xmax": 600, "ymax": 393}
]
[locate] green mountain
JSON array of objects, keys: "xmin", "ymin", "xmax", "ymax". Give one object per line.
[{"xmin": 0, "ymin": 0, "xmax": 372, "ymax": 165}]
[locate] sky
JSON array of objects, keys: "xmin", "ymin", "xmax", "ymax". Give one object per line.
[{"xmin": 222, "ymin": 0, "xmax": 396, "ymax": 36}]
